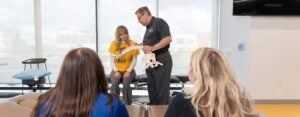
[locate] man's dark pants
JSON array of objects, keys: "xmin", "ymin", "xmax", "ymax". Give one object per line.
[{"xmin": 146, "ymin": 51, "xmax": 172, "ymax": 105}]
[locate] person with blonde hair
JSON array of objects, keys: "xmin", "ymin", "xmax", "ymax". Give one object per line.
[
  {"xmin": 109, "ymin": 25, "xmax": 139, "ymax": 105},
  {"xmin": 32, "ymin": 47, "xmax": 129, "ymax": 117},
  {"xmin": 165, "ymin": 47, "xmax": 257, "ymax": 117}
]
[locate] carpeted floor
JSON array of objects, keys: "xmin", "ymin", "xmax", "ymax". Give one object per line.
[{"xmin": 254, "ymin": 104, "xmax": 300, "ymax": 117}]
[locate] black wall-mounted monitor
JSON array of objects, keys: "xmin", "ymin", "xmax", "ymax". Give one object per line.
[{"xmin": 233, "ymin": 0, "xmax": 300, "ymax": 16}]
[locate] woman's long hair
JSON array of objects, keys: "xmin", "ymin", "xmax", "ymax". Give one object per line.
[
  {"xmin": 32, "ymin": 47, "xmax": 110, "ymax": 117},
  {"xmin": 185, "ymin": 47, "xmax": 257, "ymax": 117},
  {"xmin": 115, "ymin": 25, "xmax": 131, "ymax": 52}
]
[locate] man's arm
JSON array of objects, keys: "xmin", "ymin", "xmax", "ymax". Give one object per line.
[
  {"xmin": 152, "ymin": 36, "xmax": 172, "ymax": 51},
  {"xmin": 143, "ymin": 36, "xmax": 172, "ymax": 52}
]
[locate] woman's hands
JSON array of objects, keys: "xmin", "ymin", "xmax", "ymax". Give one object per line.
[
  {"xmin": 113, "ymin": 71, "xmax": 121, "ymax": 79},
  {"xmin": 113, "ymin": 71, "xmax": 131, "ymax": 79},
  {"xmin": 123, "ymin": 71, "xmax": 131, "ymax": 79}
]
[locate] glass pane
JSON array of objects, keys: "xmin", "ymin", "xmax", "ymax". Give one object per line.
[
  {"xmin": 159, "ymin": 0, "xmax": 212, "ymax": 75},
  {"xmin": 98, "ymin": 0, "xmax": 155, "ymax": 74},
  {"xmin": 0, "ymin": 0, "xmax": 35, "ymax": 83},
  {"xmin": 41, "ymin": 0, "xmax": 96, "ymax": 82}
]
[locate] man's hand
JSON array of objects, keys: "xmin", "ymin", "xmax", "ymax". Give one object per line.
[
  {"xmin": 113, "ymin": 71, "xmax": 121, "ymax": 79},
  {"xmin": 143, "ymin": 45, "xmax": 153, "ymax": 53}
]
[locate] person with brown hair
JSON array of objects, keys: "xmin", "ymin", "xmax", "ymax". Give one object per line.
[
  {"xmin": 135, "ymin": 6, "xmax": 173, "ymax": 105},
  {"xmin": 108, "ymin": 25, "xmax": 139, "ymax": 105},
  {"xmin": 31, "ymin": 47, "xmax": 129, "ymax": 117},
  {"xmin": 165, "ymin": 47, "xmax": 258, "ymax": 117}
]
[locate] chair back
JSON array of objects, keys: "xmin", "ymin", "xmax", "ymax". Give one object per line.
[
  {"xmin": 147, "ymin": 105, "xmax": 168, "ymax": 117},
  {"xmin": 126, "ymin": 105, "xmax": 147, "ymax": 117}
]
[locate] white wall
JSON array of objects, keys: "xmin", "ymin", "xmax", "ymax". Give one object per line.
[
  {"xmin": 219, "ymin": 0, "xmax": 251, "ymax": 86},
  {"xmin": 249, "ymin": 17, "xmax": 300, "ymax": 99},
  {"xmin": 220, "ymin": 0, "xmax": 300, "ymax": 99}
]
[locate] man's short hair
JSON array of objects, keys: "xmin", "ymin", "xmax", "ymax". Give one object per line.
[{"xmin": 135, "ymin": 6, "xmax": 152, "ymax": 16}]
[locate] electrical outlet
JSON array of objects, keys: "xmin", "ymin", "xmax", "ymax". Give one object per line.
[{"xmin": 237, "ymin": 43, "xmax": 245, "ymax": 51}]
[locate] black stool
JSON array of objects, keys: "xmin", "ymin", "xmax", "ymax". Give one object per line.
[{"xmin": 22, "ymin": 58, "xmax": 51, "ymax": 87}]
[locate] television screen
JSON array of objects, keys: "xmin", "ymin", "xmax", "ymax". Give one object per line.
[{"xmin": 233, "ymin": 0, "xmax": 300, "ymax": 16}]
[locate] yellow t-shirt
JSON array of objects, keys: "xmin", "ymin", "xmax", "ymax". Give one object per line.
[{"xmin": 109, "ymin": 40, "xmax": 139, "ymax": 72}]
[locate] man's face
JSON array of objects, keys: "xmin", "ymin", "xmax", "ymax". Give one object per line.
[{"xmin": 136, "ymin": 12, "xmax": 147, "ymax": 26}]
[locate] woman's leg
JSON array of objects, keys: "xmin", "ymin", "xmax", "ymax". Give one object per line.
[
  {"xmin": 122, "ymin": 70, "xmax": 136, "ymax": 105},
  {"xmin": 109, "ymin": 70, "xmax": 121, "ymax": 95}
]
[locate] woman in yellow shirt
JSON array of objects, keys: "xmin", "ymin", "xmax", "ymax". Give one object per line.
[{"xmin": 108, "ymin": 25, "xmax": 139, "ymax": 105}]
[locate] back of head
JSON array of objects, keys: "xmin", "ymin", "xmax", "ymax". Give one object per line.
[
  {"xmin": 135, "ymin": 6, "xmax": 152, "ymax": 16},
  {"xmin": 32, "ymin": 47, "xmax": 108, "ymax": 117},
  {"xmin": 186, "ymin": 47, "xmax": 257, "ymax": 117},
  {"xmin": 57, "ymin": 47, "xmax": 107, "ymax": 96}
]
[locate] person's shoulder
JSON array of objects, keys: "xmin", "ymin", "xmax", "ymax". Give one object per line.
[
  {"xmin": 155, "ymin": 17, "xmax": 163, "ymax": 20},
  {"xmin": 173, "ymin": 92, "xmax": 186, "ymax": 99},
  {"xmin": 153, "ymin": 17, "xmax": 168, "ymax": 27},
  {"xmin": 96, "ymin": 93, "xmax": 108, "ymax": 102},
  {"xmin": 166, "ymin": 92, "xmax": 196, "ymax": 117},
  {"xmin": 111, "ymin": 40, "xmax": 118, "ymax": 44},
  {"xmin": 95, "ymin": 93, "xmax": 114, "ymax": 102},
  {"xmin": 105, "ymin": 93, "xmax": 123, "ymax": 106},
  {"xmin": 128, "ymin": 39, "xmax": 137, "ymax": 44},
  {"xmin": 155, "ymin": 17, "xmax": 167, "ymax": 22},
  {"xmin": 111, "ymin": 94, "xmax": 121, "ymax": 102},
  {"xmin": 92, "ymin": 94, "xmax": 128, "ymax": 117},
  {"xmin": 171, "ymin": 92, "xmax": 189, "ymax": 104},
  {"xmin": 110, "ymin": 94, "xmax": 129, "ymax": 116},
  {"xmin": 109, "ymin": 41, "xmax": 117, "ymax": 47}
]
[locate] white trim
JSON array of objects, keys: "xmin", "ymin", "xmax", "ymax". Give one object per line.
[
  {"xmin": 34, "ymin": 0, "xmax": 42, "ymax": 58},
  {"xmin": 212, "ymin": 0, "xmax": 221, "ymax": 49},
  {"xmin": 156, "ymin": 0, "xmax": 159, "ymax": 17}
]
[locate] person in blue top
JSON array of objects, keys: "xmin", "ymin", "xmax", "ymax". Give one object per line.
[{"xmin": 31, "ymin": 47, "xmax": 129, "ymax": 117}]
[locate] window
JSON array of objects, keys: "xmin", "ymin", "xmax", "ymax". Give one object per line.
[
  {"xmin": 0, "ymin": 0, "xmax": 217, "ymax": 84},
  {"xmin": 98, "ymin": 0, "xmax": 214, "ymax": 75},
  {"xmin": 98, "ymin": 0, "xmax": 155, "ymax": 74},
  {"xmin": 159, "ymin": 0, "xmax": 213, "ymax": 74},
  {"xmin": 0, "ymin": 0, "xmax": 35, "ymax": 83},
  {"xmin": 41, "ymin": 0, "xmax": 96, "ymax": 82}
]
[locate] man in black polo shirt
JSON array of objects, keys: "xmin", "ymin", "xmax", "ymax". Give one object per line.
[{"xmin": 135, "ymin": 6, "xmax": 173, "ymax": 105}]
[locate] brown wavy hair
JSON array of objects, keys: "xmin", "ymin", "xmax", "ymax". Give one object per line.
[
  {"xmin": 31, "ymin": 47, "xmax": 111, "ymax": 117},
  {"xmin": 185, "ymin": 47, "xmax": 257, "ymax": 117}
]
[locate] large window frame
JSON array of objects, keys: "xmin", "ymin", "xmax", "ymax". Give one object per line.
[
  {"xmin": 0, "ymin": 0, "xmax": 97, "ymax": 84},
  {"xmin": 0, "ymin": 0, "xmax": 220, "ymax": 84},
  {"xmin": 96, "ymin": 0, "xmax": 220, "ymax": 75}
]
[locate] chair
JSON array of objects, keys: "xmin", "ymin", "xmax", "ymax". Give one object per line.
[
  {"xmin": 135, "ymin": 74, "xmax": 182, "ymax": 90},
  {"xmin": 0, "ymin": 92, "xmax": 40, "ymax": 117},
  {"xmin": 126, "ymin": 104, "xmax": 147, "ymax": 117},
  {"xmin": 175, "ymin": 74, "xmax": 189, "ymax": 88},
  {"xmin": 135, "ymin": 74, "xmax": 148, "ymax": 89},
  {"xmin": 22, "ymin": 58, "xmax": 51, "ymax": 86},
  {"xmin": 22, "ymin": 58, "xmax": 47, "ymax": 70},
  {"xmin": 147, "ymin": 105, "xmax": 168, "ymax": 117},
  {"xmin": 13, "ymin": 58, "xmax": 51, "ymax": 94}
]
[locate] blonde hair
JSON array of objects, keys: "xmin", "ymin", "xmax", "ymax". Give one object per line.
[
  {"xmin": 114, "ymin": 25, "xmax": 131, "ymax": 51},
  {"xmin": 185, "ymin": 47, "xmax": 257, "ymax": 117}
]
